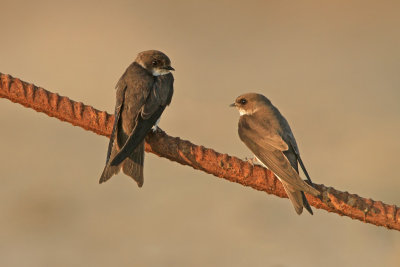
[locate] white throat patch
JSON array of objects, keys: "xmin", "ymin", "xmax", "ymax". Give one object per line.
[
  {"xmin": 136, "ymin": 61, "xmax": 170, "ymax": 76},
  {"xmin": 239, "ymin": 109, "xmax": 247, "ymax": 116},
  {"xmin": 152, "ymin": 68, "xmax": 170, "ymax": 76},
  {"xmin": 239, "ymin": 108, "xmax": 257, "ymax": 116}
]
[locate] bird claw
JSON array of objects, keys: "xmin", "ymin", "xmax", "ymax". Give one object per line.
[
  {"xmin": 152, "ymin": 126, "xmax": 163, "ymax": 133},
  {"xmin": 245, "ymin": 156, "xmax": 259, "ymax": 166}
]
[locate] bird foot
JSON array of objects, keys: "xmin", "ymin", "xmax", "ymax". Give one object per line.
[
  {"xmin": 245, "ymin": 156, "xmax": 260, "ymax": 166},
  {"xmin": 152, "ymin": 126, "xmax": 163, "ymax": 133}
]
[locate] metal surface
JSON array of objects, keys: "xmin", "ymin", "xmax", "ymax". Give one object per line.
[{"xmin": 1, "ymin": 72, "xmax": 399, "ymax": 231}]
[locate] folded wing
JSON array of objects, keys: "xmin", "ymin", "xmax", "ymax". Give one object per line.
[
  {"xmin": 239, "ymin": 115, "xmax": 319, "ymax": 196},
  {"xmin": 110, "ymin": 73, "xmax": 174, "ymax": 166}
]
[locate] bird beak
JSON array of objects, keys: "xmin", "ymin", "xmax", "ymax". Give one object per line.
[
  {"xmin": 164, "ymin": 66, "xmax": 175, "ymax": 71},
  {"xmin": 229, "ymin": 103, "xmax": 236, "ymax": 107}
]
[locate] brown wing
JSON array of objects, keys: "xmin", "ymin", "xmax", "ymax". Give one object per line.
[
  {"xmin": 104, "ymin": 83, "xmax": 126, "ymax": 164},
  {"xmin": 279, "ymin": 114, "xmax": 313, "ymax": 184},
  {"xmin": 238, "ymin": 114, "xmax": 288, "ymax": 151},
  {"xmin": 238, "ymin": 115, "xmax": 319, "ymax": 196},
  {"xmin": 141, "ymin": 73, "xmax": 174, "ymax": 119},
  {"xmin": 110, "ymin": 73, "xmax": 174, "ymax": 166}
]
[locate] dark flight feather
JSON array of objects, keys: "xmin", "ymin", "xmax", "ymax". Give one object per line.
[
  {"xmin": 105, "ymin": 85, "xmax": 126, "ymax": 164},
  {"xmin": 110, "ymin": 73, "xmax": 174, "ymax": 166},
  {"xmin": 238, "ymin": 113, "xmax": 320, "ymax": 215},
  {"xmin": 275, "ymin": 108, "xmax": 316, "ymax": 213},
  {"xmin": 110, "ymin": 106, "xmax": 165, "ymax": 166}
]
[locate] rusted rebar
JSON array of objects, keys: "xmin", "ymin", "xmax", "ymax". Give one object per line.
[{"xmin": 1, "ymin": 72, "xmax": 399, "ymax": 231}]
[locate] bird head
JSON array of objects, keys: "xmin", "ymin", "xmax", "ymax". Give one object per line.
[
  {"xmin": 135, "ymin": 50, "xmax": 175, "ymax": 76},
  {"xmin": 230, "ymin": 93, "xmax": 270, "ymax": 116}
]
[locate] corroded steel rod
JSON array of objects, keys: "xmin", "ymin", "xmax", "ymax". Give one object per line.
[{"xmin": 1, "ymin": 72, "xmax": 399, "ymax": 231}]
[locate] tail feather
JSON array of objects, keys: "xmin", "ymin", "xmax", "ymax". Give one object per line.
[
  {"xmin": 99, "ymin": 164, "xmax": 121, "ymax": 184},
  {"xmin": 99, "ymin": 140, "xmax": 144, "ymax": 187},
  {"xmin": 301, "ymin": 191, "xmax": 313, "ymax": 215},
  {"xmin": 303, "ymin": 182, "xmax": 321, "ymax": 197},
  {"xmin": 281, "ymin": 181, "xmax": 313, "ymax": 215},
  {"xmin": 99, "ymin": 143, "xmax": 121, "ymax": 184},
  {"xmin": 122, "ymin": 141, "xmax": 144, "ymax": 187}
]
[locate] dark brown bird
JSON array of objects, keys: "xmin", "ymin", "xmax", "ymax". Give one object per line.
[
  {"xmin": 231, "ymin": 93, "xmax": 320, "ymax": 215},
  {"xmin": 99, "ymin": 50, "xmax": 174, "ymax": 187}
]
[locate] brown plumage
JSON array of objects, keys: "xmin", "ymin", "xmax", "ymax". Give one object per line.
[
  {"xmin": 99, "ymin": 50, "xmax": 174, "ymax": 187},
  {"xmin": 231, "ymin": 93, "xmax": 320, "ymax": 215}
]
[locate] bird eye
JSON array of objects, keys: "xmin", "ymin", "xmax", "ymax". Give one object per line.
[
  {"xmin": 239, "ymin": 98, "xmax": 247, "ymax": 105},
  {"xmin": 152, "ymin": 60, "xmax": 158, "ymax": 66}
]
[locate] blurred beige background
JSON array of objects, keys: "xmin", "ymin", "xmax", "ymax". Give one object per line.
[{"xmin": 1, "ymin": 0, "xmax": 400, "ymax": 266}]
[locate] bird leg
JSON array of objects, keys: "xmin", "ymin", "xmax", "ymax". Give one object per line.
[
  {"xmin": 152, "ymin": 118, "xmax": 161, "ymax": 132},
  {"xmin": 244, "ymin": 156, "xmax": 260, "ymax": 166}
]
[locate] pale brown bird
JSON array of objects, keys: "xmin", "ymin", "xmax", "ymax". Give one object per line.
[
  {"xmin": 99, "ymin": 50, "xmax": 174, "ymax": 187},
  {"xmin": 231, "ymin": 93, "xmax": 320, "ymax": 215}
]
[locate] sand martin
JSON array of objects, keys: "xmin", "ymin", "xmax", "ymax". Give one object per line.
[
  {"xmin": 99, "ymin": 50, "xmax": 174, "ymax": 187},
  {"xmin": 231, "ymin": 93, "xmax": 320, "ymax": 214}
]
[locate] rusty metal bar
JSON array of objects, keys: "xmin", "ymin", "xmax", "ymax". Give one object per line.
[{"xmin": 1, "ymin": 72, "xmax": 399, "ymax": 231}]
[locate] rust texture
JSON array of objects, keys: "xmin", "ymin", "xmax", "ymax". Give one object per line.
[
  {"xmin": 0, "ymin": 73, "xmax": 114, "ymax": 137},
  {"xmin": 1, "ymin": 72, "xmax": 399, "ymax": 231}
]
